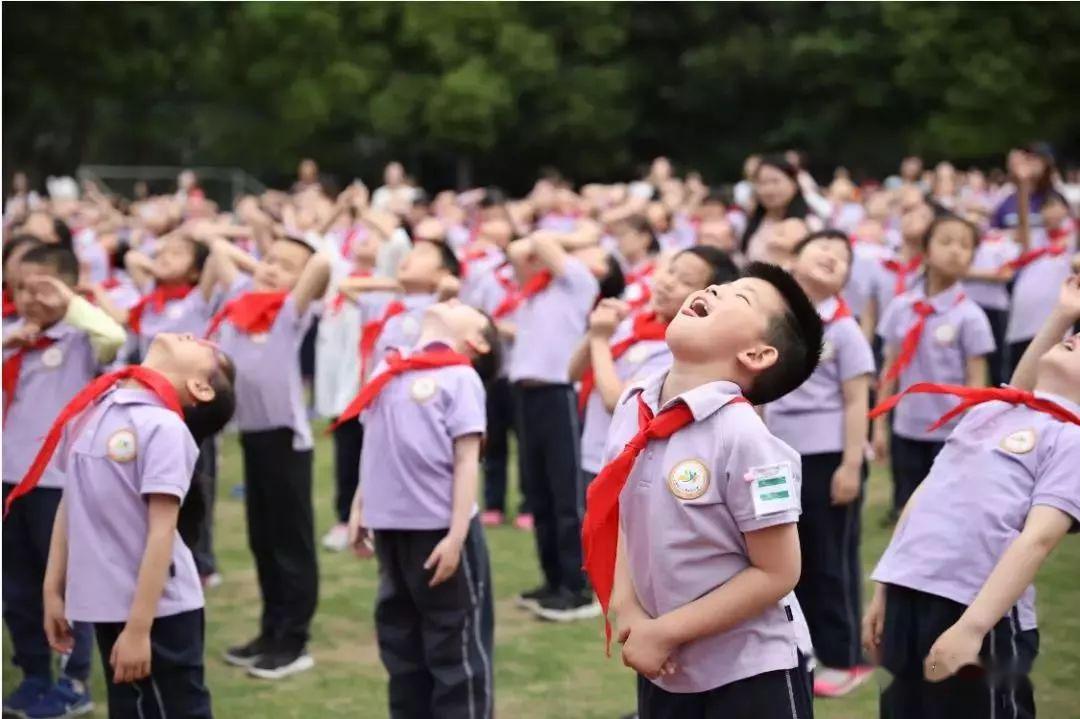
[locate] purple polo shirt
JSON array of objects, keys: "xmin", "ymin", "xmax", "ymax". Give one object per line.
[
  {"xmin": 359, "ymin": 343, "xmax": 487, "ymax": 530},
  {"xmin": 873, "ymin": 392, "xmax": 1080, "ymax": 630},
  {"xmin": 60, "ymin": 386, "xmax": 203, "ymax": 622},
  {"xmin": 580, "ymin": 316, "xmax": 672, "ymax": 474},
  {"xmin": 373, "ymin": 293, "xmax": 436, "ymax": 374},
  {"xmin": 1006, "ymin": 226, "xmax": 1077, "ymax": 344},
  {"xmin": 609, "ymin": 374, "xmax": 803, "ymax": 692},
  {"xmin": 216, "ymin": 282, "xmax": 315, "ymax": 450},
  {"xmin": 3, "ymin": 321, "xmax": 97, "ymax": 489},
  {"xmin": 866, "ymin": 256, "xmax": 925, "ymax": 332},
  {"xmin": 766, "ymin": 297, "xmax": 876, "ymax": 455},
  {"xmin": 509, "ymin": 257, "xmax": 598, "ymax": 384},
  {"xmin": 878, "ymin": 283, "xmax": 996, "ymax": 441},
  {"xmin": 966, "ymin": 234, "xmax": 1020, "ymax": 311},
  {"xmin": 470, "ymin": 267, "xmax": 517, "ymax": 379},
  {"xmin": 136, "ymin": 284, "xmax": 218, "ymax": 358},
  {"xmin": 843, "ymin": 245, "xmax": 889, "ymax": 318},
  {"xmin": 459, "ymin": 248, "xmax": 506, "ymax": 308}
]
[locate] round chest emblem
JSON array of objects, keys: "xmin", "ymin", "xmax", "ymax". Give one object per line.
[
  {"xmin": 249, "ymin": 332, "xmax": 269, "ymax": 345},
  {"xmin": 668, "ymin": 459, "xmax": 710, "ymax": 500},
  {"xmin": 624, "ymin": 283, "xmax": 644, "ymax": 302},
  {"xmin": 1000, "ymin": 428, "xmax": 1036, "ymax": 454},
  {"xmin": 106, "ymin": 429, "xmax": 137, "ymax": 463},
  {"xmin": 626, "ymin": 345, "xmax": 648, "ymax": 365},
  {"xmin": 933, "ymin": 323, "xmax": 957, "ymax": 345},
  {"xmin": 40, "ymin": 347, "xmax": 64, "ymax": 368},
  {"xmin": 410, "ymin": 377, "xmax": 438, "ymax": 403},
  {"xmin": 166, "ymin": 304, "xmax": 184, "ymax": 320},
  {"xmin": 402, "ymin": 316, "xmax": 420, "ymax": 339}
]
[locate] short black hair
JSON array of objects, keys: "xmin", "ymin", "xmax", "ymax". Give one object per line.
[
  {"xmin": 921, "ymin": 213, "xmax": 981, "ymax": 252},
  {"xmin": 794, "ymin": 229, "xmax": 854, "ymax": 277},
  {"xmin": 471, "ymin": 311, "xmax": 503, "ymax": 385},
  {"xmin": 20, "ymin": 244, "xmax": 79, "ymax": 286},
  {"xmin": 183, "ymin": 352, "xmax": 237, "ymax": 445},
  {"xmin": 616, "ymin": 215, "xmax": 661, "ymax": 254},
  {"xmin": 677, "ymin": 246, "xmax": 740, "ymax": 286},
  {"xmin": 52, "ymin": 218, "xmax": 73, "ymax": 250},
  {"xmin": 598, "ymin": 253, "xmax": 626, "ymax": 300},
  {"xmin": 741, "ymin": 262, "xmax": 823, "ymax": 405},
  {"xmin": 423, "ymin": 239, "xmax": 461, "ymax": 278},
  {"xmin": 3, "ymin": 234, "xmax": 41, "ymax": 269}
]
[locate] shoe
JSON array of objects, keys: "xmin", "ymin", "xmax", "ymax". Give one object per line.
[
  {"xmin": 515, "ymin": 584, "xmax": 557, "ymax": 612},
  {"xmin": 813, "ymin": 665, "xmax": 875, "ymax": 698},
  {"xmin": 321, "ymin": 523, "xmax": 350, "ymax": 552},
  {"xmin": 201, "ymin": 572, "xmax": 223, "ymax": 590},
  {"xmin": 513, "ymin": 513, "xmax": 534, "ymax": 531},
  {"xmin": 534, "ymin": 588, "xmax": 602, "ymax": 622},
  {"xmin": 24, "ymin": 677, "xmax": 93, "ymax": 719},
  {"xmin": 3, "ymin": 676, "xmax": 50, "ymax": 718},
  {"xmin": 480, "ymin": 510, "xmax": 505, "ymax": 527},
  {"xmin": 223, "ymin": 636, "xmax": 271, "ymax": 668},
  {"xmin": 247, "ymin": 648, "xmax": 315, "ymax": 680}
]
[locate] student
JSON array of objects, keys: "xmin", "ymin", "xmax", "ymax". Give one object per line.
[
  {"xmin": 340, "ymin": 299, "xmax": 500, "ymax": 719},
  {"xmin": 207, "ymin": 235, "xmax": 331, "ymax": 679},
  {"xmin": 862, "ymin": 275, "xmax": 1080, "ymax": 719},
  {"xmin": 610, "ymin": 215, "xmax": 661, "ymax": 309},
  {"xmin": 507, "ymin": 228, "xmax": 624, "ymax": 621},
  {"xmin": 583, "ymin": 262, "xmax": 822, "ymax": 719},
  {"xmin": 874, "ymin": 215, "xmax": 995, "ymax": 516},
  {"xmin": 2, "ymin": 245, "xmax": 126, "ymax": 719},
  {"xmin": 765, "ymin": 231, "xmax": 876, "ymax": 697},
  {"xmin": 7, "ymin": 332, "xmax": 235, "ymax": 719},
  {"xmin": 3, "ymin": 234, "xmax": 41, "ymax": 333},
  {"xmin": 963, "ymin": 228, "xmax": 1020, "ymax": 387}
]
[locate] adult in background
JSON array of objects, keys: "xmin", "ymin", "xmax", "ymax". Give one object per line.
[
  {"xmin": 991, "ymin": 143, "xmax": 1056, "ymax": 231},
  {"xmin": 740, "ymin": 155, "xmax": 819, "ymax": 264}
]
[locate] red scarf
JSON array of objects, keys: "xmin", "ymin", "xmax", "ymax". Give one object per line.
[
  {"xmin": 2, "ymin": 289, "xmax": 17, "ymax": 318},
  {"xmin": 4, "ymin": 366, "xmax": 183, "ymax": 516},
  {"xmin": 823, "ymin": 296, "xmax": 853, "ymax": 324},
  {"xmin": 880, "ymin": 292, "xmax": 966, "ymax": 389},
  {"xmin": 340, "ymin": 224, "xmax": 367, "ymax": 259},
  {"xmin": 128, "ymin": 283, "xmax": 195, "ymax": 335},
  {"xmin": 205, "ymin": 290, "xmax": 289, "ymax": 338},
  {"xmin": 869, "ymin": 382, "xmax": 1080, "ymax": 432},
  {"xmin": 492, "ymin": 270, "xmax": 553, "ymax": 320},
  {"xmin": 625, "ymin": 260, "xmax": 656, "ymax": 287},
  {"xmin": 881, "ymin": 254, "xmax": 923, "ymax": 297},
  {"xmin": 358, "ymin": 301, "xmax": 407, "ymax": 381},
  {"xmin": 2, "ymin": 336, "xmax": 56, "ymax": 424},
  {"xmin": 329, "ymin": 347, "xmax": 472, "ymax": 431},
  {"xmin": 458, "ymin": 244, "xmax": 497, "ymax": 280},
  {"xmin": 328, "ymin": 270, "xmax": 372, "ymax": 315},
  {"xmin": 1004, "ymin": 227, "xmax": 1073, "ymax": 272},
  {"xmin": 577, "ymin": 311, "xmax": 669, "ymax": 415},
  {"xmin": 100, "ymin": 277, "xmax": 122, "ymax": 291}
]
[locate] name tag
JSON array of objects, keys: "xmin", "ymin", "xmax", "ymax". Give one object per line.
[{"xmin": 747, "ymin": 462, "xmax": 798, "ymax": 519}]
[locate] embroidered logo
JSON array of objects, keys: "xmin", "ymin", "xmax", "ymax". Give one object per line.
[
  {"xmin": 410, "ymin": 377, "xmax": 438, "ymax": 403},
  {"xmin": 933, "ymin": 323, "xmax": 957, "ymax": 345},
  {"xmin": 667, "ymin": 459, "xmax": 710, "ymax": 500},
  {"xmin": 106, "ymin": 429, "xmax": 137, "ymax": 463},
  {"xmin": 401, "ymin": 316, "xmax": 420, "ymax": 339},
  {"xmin": 819, "ymin": 340, "xmax": 836, "ymax": 363},
  {"xmin": 166, "ymin": 304, "xmax": 184, "ymax": 320},
  {"xmin": 40, "ymin": 347, "xmax": 64, "ymax": 368},
  {"xmin": 1000, "ymin": 428, "xmax": 1036, "ymax": 455}
]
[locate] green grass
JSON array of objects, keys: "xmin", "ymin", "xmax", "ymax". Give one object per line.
[{"xmin": 5, "ymin": 426, "xmax": 1080, "ymax": 718}]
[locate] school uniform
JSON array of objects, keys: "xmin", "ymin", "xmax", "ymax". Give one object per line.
[
  {"xmin": 508, "ymin": 257, "xmax": 598, "ymax": 596},
  {"xmin": 619, "ymin": 259, "xmax": 657, "ymax": 311},
  {"xmin": 358, "ymin": 344, "xmax": 493, "ymax": 719},
  {"xmin": 61, "ymin": 386, "xmax": 211, "ymax": 719},
  {"xmin": 867, "ymin": 252, "xmax": 924, "ymax": 333},
  {"xmin": 602, "ymin": 375, "xmax": 813, "ymax": 718},
  {"xmin": 966, "ymin": 231, "xmax": 1020, "ymax": 386},
  {"xmin": 872, "ymin": 390, "xmax": 1080, "ymax": 719},
  {"xmin": 841, "ymin": 243, "xmax": 890, "ymax": 319},
  {"xmin": 766, "ymin": 296, "xmax": 875, "ymax": 670},
  {"xmin": 131, "ymin": 283, "xmax": 216, "ymax": 360},
  {"xmin": 458, "ymin": 244, "xmax": 506, "ymax": 308},
  {"xmin": 372, "ymin": 293, "xmax": 437, "ymax": 380},
  {"xmin": 877, "ymin": 283, "xmax": 995, "ymax": 511}
]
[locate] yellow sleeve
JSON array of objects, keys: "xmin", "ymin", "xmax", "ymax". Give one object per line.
[{"xmin": 64, "ymin": 295, "xmax": 127, "ymax": 364}]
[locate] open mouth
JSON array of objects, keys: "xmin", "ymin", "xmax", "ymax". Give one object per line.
[{"xmin": 682, "ymin": 296, "xmax": 710, "ymax": 318}]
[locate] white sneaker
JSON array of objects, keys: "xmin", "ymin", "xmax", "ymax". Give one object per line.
[
  {"xmin": 247, "ymin": 650, "xmax": 316, "ymax": 680},
  {"xmin": 321, "ymin": 524, "xmax": 350, "ymax": 552}
]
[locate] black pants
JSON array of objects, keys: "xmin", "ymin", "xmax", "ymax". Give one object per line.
[
  {"xmin": 881, "ymin": 585, "xmax": 1037, "ymax": 719},
  {"xmin": 514, "ymin": 383, "xmax": 585, "ymax": 592},
  {"xmin": 332, "ymin": 419, "xmax": 364, "ymax": 524},
  {"xmin": 374, "ymin": 518, "xmax": 494, "ymax": 719},
  {"xmin": 793, "ymin": 452, "xmax": 865, "ymax": 669},
  {"xmin": 482, "ymin": 377, "xmax": 527, "ymax": 514},
  {"xmin": 2, "ymin": 484, "xmax": 93, "ymax": 681},
  {"xmin": 178, "ymin": 435, "xmax": 219, "ymax": 576},
  {"xmin": 981, "ymin": 307, "xmax": 1009, "ymax": 387},
  {"xmin": 94, "ymin": 609, "xmax": 212, "ymax": 719},
  {"xmin": 240, "ymin": 429, "xmax": 319, "ymax": 653},
  {"xmin": 889, "ymin": 434, "xmax": 945, "ymax": 513},
  {"xmin": 1007, "ymin": 339, "xmax": 1032, "ymax": 381},
  {"xmin": 636, "ymin": 654, "xmax": 814, "ymax": 719}
]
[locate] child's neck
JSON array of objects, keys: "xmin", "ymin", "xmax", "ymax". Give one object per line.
[
  {"xmin": 660, "ymin": 357, "xmax": 747, "ymax": 406},
  {"xmin": 400, "ymin": 279, "xmax": 435, "ymax": 296},
  {"xmin": 415, "ymin": 321, "xmax": 463, "ymax": 354},
  {"xmin": 899, "ymin": 239, "xmax": 922, "ymax": 260},
  {"xmin": 924, "ymin": 270, "xmax": 959, "ymax": 297},
  {"xmin": 795, "ymin": 276, "xmax": 835, "ymax": 305}
]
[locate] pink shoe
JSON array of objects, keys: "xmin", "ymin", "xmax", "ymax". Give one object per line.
[
  {"xmin": 513, "ymin": 513, "xmax": 534, "ymax": 531},
  {"xmin": 813, "ymin": 665, "xmax": 874, "ymax": 698},
  {"xmin": 480, "ymin": 510, "xmax": 505, "ymax": 527}
]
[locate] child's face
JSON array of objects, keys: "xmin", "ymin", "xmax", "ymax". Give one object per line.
[
  {"xmin": 153, "ymin": 237, "xmax": 198, "ymax": 284},
  {"xmin": 754, "ymin": 165, "xmax": 797, "ymax": 211},
  {"xmin": 478, "ymin": 217, "xmax": 513, "ymax": 248},
  {"xmin": 925, "ymin": 220, "xmax": 976, "ymax": 279},
  {"xmin": 253, "ymin": 240, "xmax": 312, "ymax": 292},
  {"xmin": 144, "ymin": 333, "xmax": 225, "ymax": 404},
  {"xmin": 667, "ymin": 277, "xmax": 785, "ymax": 366},
  {"xmin": 1041, "ymin": 199, "xmax": 1068, "ymax": 229},
  {"xmin": 646, "ymin": 203, "xmax": 670, "ymax": 232},
  {"xmin": 3, "ymin": 244, "xmax": 35, "ymax": 290},
  {"xmin": 793, "ymin": 238, "xmax": 850, "ymax": 296},
  {"xmin": 651, "ymin": 252, "xmax": 713, "ymax": 320},
  {"xmin": 697, "ymin": 219, "xmax": 735, "ymax": 251},
  {"xmin": 900, "ymin": 203, "xmax": 934, "ymax": 242},
  {"xmin": 764, "ymin": 218, "xmax": 808, "ymax": 265},
  {"xmin": 13, "ymin": 262, "xmax": 71, "ymax": 327},
  {"xmin": 614, "ymin": 223, "xmax": 652, "ymax": 259},
  {"xmin": 412, "ymin": 218, "xmax": 446, "ymax": 244},
  {"xmin": 396, "ymin": 241, "xmax": 447, "ymax": 289},
  {"xmin": 425, "ymin": 299, "xmax": 491, "ymax": 356}
]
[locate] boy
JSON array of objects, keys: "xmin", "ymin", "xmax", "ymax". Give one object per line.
[
  {"xmin": 873, "ymin": 215, "xmax": 995, "ymax": 514},
  {"xmin": 11, "ymin": 332, "xmax": 235, "ymax": 719},
  {"xmin": 341, "ymin": 299, "xmax": 500, "ymax": 719},
  {"xmin": 3, "ymin": 245, "xmax": 126, "ymax": 719},
  {"xmin": 862, "ymin": 275, "xmax": 1080, "ymax": 719},
  {"xmin": 765, "ymin": 231, "xmax": 876, "ymax": 697},
  {"xmin": 207, "ymin": 235, "xmax": 330, "ymax": 678},
  {"xmin": 583, "ymin": 262, "xmax": 822, "ymax": 718},
  {"xmin": 507, "ymin": 228, "xmax": 624, "ymax": 620}
]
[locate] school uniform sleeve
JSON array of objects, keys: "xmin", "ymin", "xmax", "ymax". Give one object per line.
[
  {"xmin": 834, "ymin": 319, "xmax": 876, "ymax": 380},
  {"xmin": 559, "ymin": 256, "xmax": 601, "ymax": 301},
  {"xmin": 959, "ymin": 303, "xmax": 996, "ymax": 357},
  {"xmin": 1031, "ymin": 425, "xmax": 1080, "ymax": 527},
  {"xmin": 723, "ymin": 407, "xmax": 802, "ymax": 533},
  {"xmin": 444, "ymin": 368, "xmax": 487, "ymax": 439},
  {"xmin": 63, "ymin": 294, "xmax": 126, "ymax": 364},
  {"xmin": 876, "ymin": 294, "xmax": 902, "ymax": 346},
  {"xmin": 137, "ymin": 414, "xmax": 199, "ymax": 499}
]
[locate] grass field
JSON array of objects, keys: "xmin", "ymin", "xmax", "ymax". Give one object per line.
[{"xmin": 5, "ymin": 424, "xmax": 1080, "ymax": 718}]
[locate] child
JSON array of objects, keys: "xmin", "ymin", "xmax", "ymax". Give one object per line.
[
  {"xmin": 610, "ymin": 215, "xmax": 661, "ymax": 309},
  {"xmin": 582, "ymin": 262, "xmax": 822, "ymax": 718},
  {"xmin": 2, "ymin": 234, "xmax": 40, "ymax": 333},
  {"xmin": 340, "ymin": 299, "xmax": 500, "ymax": 718},
  {"xmin": 874, "ymin": 214, "xmax": 995, "ymax": 515},
  {"xmin": 9, "ymin": 332, "xmax": 235, "ymax": 719},
  {"xmin": 207, "ymin": 235, "xmax": 330, "ymax": 679},
  {"xmin": 506, "ymin": 228, "xmax": 624, "ymax": 620},
  {"xmin": 764, "ymin": 231, "xmax": 876, "ymax": 697},
  {"xmin": 3, "ymin": 244, "xmax": 126, "ymax": 719},
  {"xmin": 963, "ymin": 228, "xmax": 1020, "ymax": 387},
  {"xmin": 862, "ymin": 275, "xmax": 1080, "ymax": 719}
]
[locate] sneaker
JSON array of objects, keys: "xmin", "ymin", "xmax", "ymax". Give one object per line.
[
  {"xmin": 480, "ymin": 510, "xmax": 505, "ymax": 527},
  {"xmin": 247, "ymin": 648, "xmax": 315, "ymax": 680},
  {"xmin": 223, "ymin": 636, "xmax": 271, "ymax": 668},
  {"xmin": 201, "ymin": 572, "xmax": 223, "ymax": 590},
  {"xmin": 25, "ymin": 677, "xmax": 93, "ymax": 719},
  {"xmin": 534, "ymin": 588, "xmax": 602, "ymax": 622},
  {"xmin": 321, "ymin": 523, "xmax": 350, "ymax": 552},
  {"xmin": 513, "ymin": 513, "xmax": 534, "ymax": 531},
  {"xmin": 515, "ymin": 584, "xmax": 556, "ymax": 612},
  {"xmin": 813, "ymin": 665, "xmax": 875, "ymax": 698},
  {"xmin": 3, "ymin": 676, "xmax": 50, "ymax": 718}
]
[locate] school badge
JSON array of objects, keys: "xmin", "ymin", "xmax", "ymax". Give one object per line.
[
  {"xmin": 249, "ymin": 332, "xmax": 269, "ymax": 345},
  {"xmin": 106, "ymin": 429, "xmax": 137, "ymax": 463},
  {"xmin": 166, "ymin": 304, "xmax": 184, "ymax": 320},
  {"xmin": 933, "ymin": 323, "xmax": 957, "ymax": 346},
  {"xmin": 1000, "ymin": 428, "xmax": 1036, "ymax": 455},
  {"xmin": 667, "ymin": 459, "xmax": 710, "ymax": 500},
  {"xmin": 40, "ymin": 347, "xmax": 64, "ymax": 368},
  {"xmin": 410, "ymin": 377, "xmax": 438, "ymax": 403},
  {"xmin": 626, "ymin": 345, "xmax": 648, "ymax": 364}
]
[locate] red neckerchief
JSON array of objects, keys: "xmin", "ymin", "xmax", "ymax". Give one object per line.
[
  {"xmin": 329, "ymin": 270, "xmax": 372, "ymax": 315},
  {"xmin": 128, "ymin": 283, "xmax": 195, "ymax": 335},
  {"xmin": 4, "ymin": 366, "xmax": 183, "ymax": 515},
  {"xmin": 823, "ymin": 296, "xmax": 853, "ymax": 324},
  {"xmin": 340, "ymin": 224, "xmax": 367, "ymax": 259},
  {"xmin": 2, "ymin": 289, "xmax": 17, "ymax": 318},
  {"xmin": 2, "ymin": 336, "xmax": 56, "ymax": 424},
  {"xmin": 881, "ymin": 254, "xmax": 923, "ymax": 297},
  {"xmin": 205, "ymin": 290, "xmax": 289, "ymax": 338},
  {"xmin": 577, "ymin": 311, "xmax": 669, "ymax": 415},
  {"xmin": 492, "ymin": 270, "xmax": 553, "ymax": 320},
  {"xmin": 329, "ymin": 347, "xmax": 472, "ymax": 431},
  {"xmin": 1004, "ymin": 225, "xmax": 1074, "ymax": 272},
  {"xmin": 880, "ymin": 291, "xmax": 966, "ymax": 389},
  {"xmin": 869, "ymin": 382, "xmax": 1080, "ymax": 432},
  {"xmin": 459, "ymin": 243, "xmax": 498, "ymax": 280},
  {"xmin": 359, "ymin": 300, "xmax": 406, "ymax": 381}
]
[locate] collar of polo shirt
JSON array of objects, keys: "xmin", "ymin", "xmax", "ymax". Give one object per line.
[{"xmin": 623, "ymin": 372, "xmax": 746, "ymax": 421}]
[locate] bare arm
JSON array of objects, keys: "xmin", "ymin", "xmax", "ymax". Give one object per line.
[
  {"xmin": 965, "ymin": 355, "xmax": 988, "ymax": 388},
  {"xmin": 43, "ymin": 496, "xmax": 69, "ymax": 603},
  {"xmin": 209, "ymin": 238, "xmax": 258, "ymax": 289},
  {"xmin": 840, "ymin": 375, "xmax": 870, "ymax": 469},
  {"xmin": 338, "ymin": 275, "xmax": 404, "ymax": 300},
  {"xmin": 590, "ymin": 337, "xmax": 625, "ymax": 413},
  {"xmin": 125, "ymin": 495, "xmax": 181, "ymax": 635},
  {"xmin": 423, "ymin": 433, "xmax": 482, "ymax": 587},
  {"xmin": 531, "ymin": 232, "xmax": 572, "ymax": 276},
  {"xmin": 860, "ymin": 297, "xmax": 879, "ymax": 343},
  {"xmin": 124, "ymin": 250, "xmax": 156, "ymax": 291},
  {"xmin": 1011, "ymin": 275, "xmax": 1080, "ymax": 391},
  {"xmin": 568, "ymin": 337, "xmax": 591, "ymax": 382},
  {"xmin": 1017, "ymin": 183, "xmax": 1031, "ymax": 253},
  {"xmin": 290, "ymin": 252, "xmax": 332, "ymax": 316}
]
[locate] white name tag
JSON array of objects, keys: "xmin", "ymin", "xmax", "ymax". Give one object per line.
[{"xmin": 747, "ymin": 461, "xmax": 798, "ymax": 519}]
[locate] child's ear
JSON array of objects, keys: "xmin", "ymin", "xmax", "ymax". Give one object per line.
[
  {"xmin": 465, "ymin": 333, "xmax": 491, "ymax": 357},
  {"xmin": 736, "ymin": 343, "xmax": 779, "ymax": 375},
  {"xmin": 185, "ymin": 377, "xmax": 216, "ymax": 404}
]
